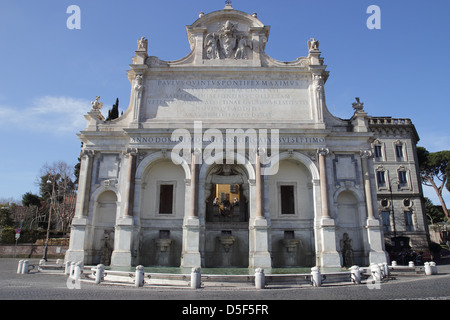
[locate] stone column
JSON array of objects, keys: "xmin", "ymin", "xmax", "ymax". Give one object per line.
[
  {"xmin": 181, "ymin": 151, "xmax": 201, "ymax": 268},
  {"xmin": 76, "ymin": 150, "xmax": 94, "ymax": 218},
  {"xmin": 123, "ymin": 148, "xmax": 137, "ymax": 217},
  {"xmin": 249, "ymin": 150, "xmax": 271, "ymax": 270},
  {"xmin": 317, "ymin": 148, "xmax": 341, "ymax": 269},
  {"xmin": 65, "ymin": 150, "xmax": 94, "ymax": 264},
  {"xmin": 110, "ymin": 149, "xmax": 137, "ymax": 267},
  {"xmin": 255, "ymin": 153, "xmax": 263, "ymax": 219},
  {"xmin": 360, "ymin": 150, "xmax": 374, "ymax": 219},
  {"xmin": 318, "ymin": 148, "xmax": 330, "ymax": 218},
  {"xmin": 190, "ymin": 152, "xmax": 199, "ymax": 218},
  {"xmin": 360, "ymin": 150, "xmax": 389, "ymax": 265}
]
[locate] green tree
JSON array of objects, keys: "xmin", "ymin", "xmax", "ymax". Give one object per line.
[
  {"xmin": 22, "ymin": 192, "xmax": 41, "ymax": 207},
  {"xmin": 417, "ymin": 147, "xmax": 450, "ymax": 220},
  {"xmin": 106, "ymin": 98, "xmax": 119, "ymax": 121},
  {"xmin": 424, "ymin": 197, "xmax": 445, "ymax": 224},
  {"xmin": 0, "ymin": 205, "xmax": 14, "ymax": 228},
  {"xmin": 38, "ymin": 161, "xmax": 77, "ymax": 233}
]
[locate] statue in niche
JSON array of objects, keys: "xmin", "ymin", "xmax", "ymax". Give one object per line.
[{"xmin": 340, "ymin": 233, "xmax": 354, "ymax": 268}]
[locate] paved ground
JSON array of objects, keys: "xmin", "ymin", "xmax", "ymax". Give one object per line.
[{"xmin": 1, "ymin": 258, "xmax": 449, "ymax": 316}]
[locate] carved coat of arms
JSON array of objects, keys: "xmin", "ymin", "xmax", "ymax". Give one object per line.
[{"xmin": 205, "ymin": 20, "xmax": 252, "ymax": 60}]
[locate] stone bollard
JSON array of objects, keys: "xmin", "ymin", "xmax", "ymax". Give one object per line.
[
  {"xmin": 190, "ymin": 267, "xmax": 201, "ymax": 289},
  {"xmin": 17, "ymin": 260, "xmax": 24, "ymax": 274},
  {"xmin": 70, "ymin": 261, "xmax": 76, "ymax": 277},
  {"xmin": 350, "ymin": 266, "xmax": 361, "ymax": 284},
  {"xmin": 408, "ymin": 261, "xmax": 415, "ymax": 268},
  {"xmin": 65, "ymin": 261, "xmax": 71, "ymax": 275},
  {"xmin": 311, "ymin": 267, "xmax": 321, "ymax": 287},
  {"xmin": 424, "ymin": 262, "xmax": 432, "ymax": 275},
  {"xmin": 56, "ymin": 259, "xmax": 63, "ymax": 265},
  {"xmin": 370, "ymin": 263, "xmax": 381, "ymax": 282},
  {"xmin": 255, "ymin": 268, "xmax": 265, "ymax": 289},
  {"xmin": 94, "ymin": 264, "xmax": 105, "ymax": 285},
  {"xmin": 21, "ymin": 260, "xmax": 30, "ymax": 274},
  {"xmin": 378, "ymin": 263, "xmax": 387, "ymax": 279},
  {"xmin": 39, "ymin": 259, "xmax": 46, "ymax": 266},
  {"xmin": 135, "ymin": 265, "xmax": 145, "ymax": 288},
  {"xmin": 430, "ymin": 261, "xmax": 437, "ymax": 275},
  {"xmin": 391, "ymin": 261, "xmax": 397, "ymax": 267},
  {"xmin": 73, "ymin": 262, "xmax": 82, "ymax": 281},
  {"xmin": 383, "ymin": 263, "xmax": 390, "ymax": 277}
]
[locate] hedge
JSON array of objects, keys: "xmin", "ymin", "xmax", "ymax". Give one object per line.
[{"xmin": 0, "ymin": 228, "xmax": 64, "ymax": 245}]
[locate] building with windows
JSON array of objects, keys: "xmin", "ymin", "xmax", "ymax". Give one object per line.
[
  {"xmin": 65, "ymin": 4, "xmax": 429, "ymax": 270},
  {"xmin": 369, "ymin": 118, "xmax": 429, "ymax": 253}
]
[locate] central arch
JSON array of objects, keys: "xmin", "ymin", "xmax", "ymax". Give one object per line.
[{"xmin": 199, "ymin": 156, "xmax": 255, "ymax": 268}]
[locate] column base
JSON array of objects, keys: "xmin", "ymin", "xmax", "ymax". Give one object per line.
[
  {"xmin": 249, "ymin": 252, "xmax": 272, "ymax": 270},
  {"xmin": 366, "ymin": 218, "xmax": 388, "ymax": 265},
  {"xmin": 111, "ymin": 217, "xmax": 134, "ymax": 267},
  {"xmin": 65, "ymin": 250, "xmax": 85, "ymax": 264},
  {"xmin": 65, "ymin": 218, "xmax": 87, "ymax": 264},
  {"xmin": 180, "ymin": 217, "xmax": 201, "ymax": 268},
  {"xmin": 249, "ymin": 217, "xmax": 272, "ymax": 269},
  {"xmin": 319, "ymin": 217, "xmax": 341, "ymax": 269},
  {"xmin": 111, "ymin": 251, "xmax": 132, "ymax": 267}
]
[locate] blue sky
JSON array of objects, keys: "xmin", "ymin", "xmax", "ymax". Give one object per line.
[{"xmin": 0, "ymin": 0, "xmax": 449, "ymax": 206}]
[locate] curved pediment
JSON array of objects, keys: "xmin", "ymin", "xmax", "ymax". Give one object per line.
[{"xmin": 183, "ymin": 6, "xmax": 270, "ymax": 66}]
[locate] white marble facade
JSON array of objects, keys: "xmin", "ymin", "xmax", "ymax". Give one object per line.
[{"xmin": 65, "ymin": 5, "xmax": 427, "ymax": 269}]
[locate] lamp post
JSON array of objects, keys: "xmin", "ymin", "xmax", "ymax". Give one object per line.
[{"xmin": 43, "ymin": 176, "xmax": 55, "ymax": 262}]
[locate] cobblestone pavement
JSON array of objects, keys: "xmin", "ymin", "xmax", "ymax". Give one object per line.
[{"xmin": 1, "ymin": 258, "xmax": 449, "ymax": 304}]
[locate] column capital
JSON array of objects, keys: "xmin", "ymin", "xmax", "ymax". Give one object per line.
[
  {"xmin": 80, "ymin": 149, "xmax": 95, "ymax": 158},
  {"xmin": 124, "ymin": 148, "xmax": 138, "ymax": 157},
  {"xmin": 360, "ymin": 149, "xmax": 373, "ymax": 159},
  {"xmin": 317, "ymin": 148, "xmax": 330, "ymax": 157}
]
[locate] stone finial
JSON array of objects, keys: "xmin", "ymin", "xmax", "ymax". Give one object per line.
[
  {"xmin": 91, "ymin": 96, "xmax": 103, "ymax": 111},
  {"xmin": 224, "ymin": 0, "xmax": 233, "ymax": 9},
  {"xmin": 308, "ymin": 38, "xmax": 320, "ymax": 51},
  {"xmin": 137, "ymin": 36, "xmax": 148, "ymax": 52},
  {"xmin": 352, "ymin": 97, "xmax": 365, "ymax": 112}
]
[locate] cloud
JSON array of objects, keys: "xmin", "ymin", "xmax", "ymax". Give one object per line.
[{"xmin": 1, "ymin": 96, "xmax": 90, "ymax": 133}]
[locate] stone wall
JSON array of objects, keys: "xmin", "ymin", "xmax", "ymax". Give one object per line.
[{"xmin": 0, "ymin": 245, "xmax": 68, "ymax": 259}]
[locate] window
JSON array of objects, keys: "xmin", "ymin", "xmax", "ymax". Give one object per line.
[
  {"xmin": 404, "ymin": 211, "xmax": 414, "ymax": 231},
  {"xmin": 374, "ymin": 145, "xmax": 383, "ymax": 161},
  {"xmin": 159, "ymin": 184, "xmax": 174, "ymax": 214},
  {"xmin": 381, "ymin": 211, "xmax": 391, "ymax": 232},
  {"xmin": 398, "ymin": 171, "xmax": 408, "ymax": 187},
  {"xmin": 280, "ymin": 185, "xmax": 295, "ymax": 214},
  {"xmin": 376, "ymin": 171, "xmax": 386, "ymax": 188},
  {"xmin": 396, "ymin": 145, "xmax": 404, "ymax": 161}
]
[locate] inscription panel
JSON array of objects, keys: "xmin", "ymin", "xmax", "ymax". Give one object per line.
[{"xmin": 144, "ymin": 79, "xmax": 312, "ymax": 121}]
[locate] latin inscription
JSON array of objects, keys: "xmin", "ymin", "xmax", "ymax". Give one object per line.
[
  {"xmin": 144, "ymin": 79, "xmax": 311, "ymax": 120},
  {"xmin": 130, "ymin": 136, "xmax": 325, "ymax": 145}
]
